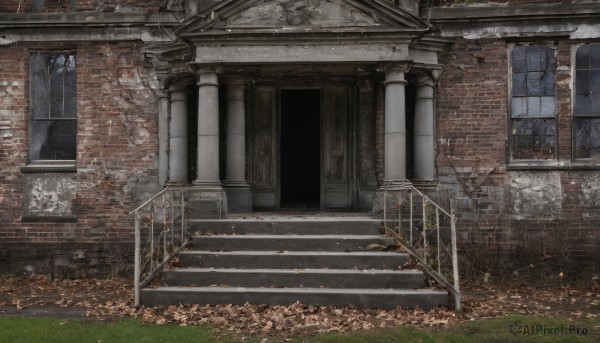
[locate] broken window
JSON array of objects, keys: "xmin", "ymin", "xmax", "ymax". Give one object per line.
[
  {"xmin": 510, "ymin": 46, "xmax": 556, "ymax": 160},
  {"xmin": 574, "ymin": 44, "xmax": 600, "ymax": 161},
  {"xmin": 29, "ymin": 53, "xmax": 77, "ymax": 162}
]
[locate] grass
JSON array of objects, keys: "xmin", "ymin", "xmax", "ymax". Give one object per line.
[
  {"xmin": 0, "ymin": 315, "xmax": 598, "ymax": 343},
  {"xmin": 0, "ymin": 317, "xmax": 222, "ymax": 343}
]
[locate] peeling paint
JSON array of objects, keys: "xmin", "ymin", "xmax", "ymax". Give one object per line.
[
  {"xmin": 509, "ymin": 172, "xmax": 562, "ymax": 219},
  {"xmin": 23, "ymin": 175, "xmax": 77, "ymax": 217}
]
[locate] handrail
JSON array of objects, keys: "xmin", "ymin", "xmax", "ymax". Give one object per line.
[
  {"xmin": 129, "ymin": 187, "xmax": 170, "ymax": 215},
  {"xmin": 382, "ymin": 182, "xmax": 461, "ymax": 311},
  {"xmin": 131, "ymin": 186, "xmax": 189, "ymax": 306}
]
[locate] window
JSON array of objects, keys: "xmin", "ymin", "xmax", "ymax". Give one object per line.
[
  {"xmin": 29, "ymin": 53, "xmax": 76, "ymax": 162},
  {"xmin": 574, "ymin": 44, "xmax": 600, "ymax": 162},
  {"xmin": 510, "ymin": 46, "xmax": 556, "ymax": 161}
]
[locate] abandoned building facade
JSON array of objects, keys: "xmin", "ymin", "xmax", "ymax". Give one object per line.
[{"xmin": 0, "ymin": 0, "xmax": 599, "ymax": 282}]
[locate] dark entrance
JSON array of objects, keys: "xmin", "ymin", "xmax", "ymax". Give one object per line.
[{"xmin": 280, "ymin": 89, "xmax": 321, "ymax": 208}]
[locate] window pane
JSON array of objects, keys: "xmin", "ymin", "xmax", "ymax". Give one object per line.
[
  {"xmin": 512, "ymin": 118, "xmax": 556, "ymax": 160},
  {"xmin": 574, "ymin": 118, "xmax": 600, "ymax": 161},
  {"xmin": 512, "ymin": 47, "xmax": 527, "ymax": 72},
  {"xmin": 577, "ymin": 45, "xmax": 591, "ymax": 69},
  {"xmin": 591, "ymin": 70, "xmax": 600, "ymax": 93},
  {"xmin": 527, "ymin": 72, "xmax": 542, "ymax": 96},
  {"xmin": 511, "ymin": 98, "xmax": 527, "ymax": 117},
  {"xmin": 31, "ymin": 55, "xmax": 50, "ymax": 119},
  {"xmin": 576, "ymin": 70, "xmax": 590, "ymax": 93},
  {"xmin": 527, "ymin": 97, "xmax": 541, "ymax": 116},
  {"xmin": 592, "ymin": 44, "xmax": 600, "ymax": 69},
  {"xmin": 540, "ymin": 96, "xmax": 555, "ymax": 116},
  {"xmin": 542, "ymin": 69, "xmax": 555, "ymax": 96},
  {"xmin": 512, "ymin": 73, "xmax": 526, "ymax": 96},
  {"xmin": 592, "ymin": 93, "xmax": 600, "ymax": 114},
  {"xmin": 30, "ymin": 120, "xmax": 76, "ymax": 160},
  {"xmin": 575, "ymin": 94, "xmax": 591, "ymax": 115},
  {"xmin": 527, "ymin": 48, "xmax": 542, "ymax": 71},
  {"xmin": 63, "ymin": 55, "xmax": 77, "ymax": 119}
]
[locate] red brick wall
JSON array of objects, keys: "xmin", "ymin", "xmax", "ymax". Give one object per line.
[
  {"xmin": 436, "ymin": 38, "xmax": 600, "ymax": 282},
  {"xmin": 0, "ymin": 41, "xmax": 158, "ymax": 274}
]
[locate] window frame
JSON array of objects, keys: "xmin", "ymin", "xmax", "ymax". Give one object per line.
[
  {"xmin": 508, "ymin": 44, "xmax": 558, "ymax": 164},
  {"xmin": 27, "ymin": 51, "xmax": 77, "ymax": 167},
  {"xmin": 572, "ymin": 43, "xmax": 600, "ymax": 164}
]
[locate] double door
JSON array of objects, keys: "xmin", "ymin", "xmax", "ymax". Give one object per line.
[{"xmin": 251, "ymin": 84, "xmax": 353, "ymax": 210}]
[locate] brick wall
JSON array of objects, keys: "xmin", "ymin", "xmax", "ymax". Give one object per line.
[
  {"xmin": 0, "ymin": 0, "xmax": 161, "ymax": 13},
  {"xmin": 0, "ymin": 41, "xmax": 158, "ymax": 275},
  {"xmin": 436, "ymin": 38, "xmax": 600, "ymax": 282}
]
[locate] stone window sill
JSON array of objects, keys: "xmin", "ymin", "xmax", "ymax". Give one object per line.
[
  {"xmin": 507, "ymin": 162, "xmax": 600, "ymax": 171},
  {"xmin": 21, "ymin": 164, "xmax": 77, "ymax": 173}
]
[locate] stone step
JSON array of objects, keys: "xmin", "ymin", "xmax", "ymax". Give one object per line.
[
  {"xmin": 189, "ymin": 218, "xmax": 382, "ymax": 235},
  {"xmin": 177, "ymin": 251, "xmax": 408, "ymax": 270},
  {"xmin": 140, "ymin": 287, "xmax": 448, "ymax": 309},
  {"xmin": 188, "ymin": 234, "xmax": 395, "ymax": 252},
  {"xmin": 164, "ymin": 268, "xmax": 424, "ymax": 289}
]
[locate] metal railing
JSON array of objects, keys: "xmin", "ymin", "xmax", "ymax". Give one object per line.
[
  {"xmin": 130, "ymin": 186, "xmax": 190, "ymax": 306},
  {"xmin": 383, "ymin": 182, "xmax": 461, "ymax": 311}
]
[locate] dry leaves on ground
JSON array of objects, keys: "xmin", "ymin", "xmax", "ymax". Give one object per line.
[{"xmin": 1, "ymin": 275, "xmax": 598, "ymax": 338}]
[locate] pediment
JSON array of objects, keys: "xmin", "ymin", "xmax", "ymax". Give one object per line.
[{"xmin": 175, "ymin": 0, "xmax": 428, "ymax": 37}]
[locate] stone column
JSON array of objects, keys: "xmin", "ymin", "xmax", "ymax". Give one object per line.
[
  {"xmin": 190, "ymin": 68, "xmax": 226, "ymax": 218},
  {"xmin": 157, "ymin": 89, "xmax": 169, "ymax": 186},
  {"xmin": 194, "ymin": 69, "xmax": 221, "ymax": 188},
  {"xmin": 413, "ymin": 73, "xmax": 436, "ymax": 181},
  {"xmin": 383, "ymin": 64, "xmax": 410, "ymax": 182},
  {"xmin": 224, "ymin": 77, "xmax": 252, "ymax": 212},
  {"xmin": 168, "ymin": 83, "xmax": 188, "ymax": 184}
]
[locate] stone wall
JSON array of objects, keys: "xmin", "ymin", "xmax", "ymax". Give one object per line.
[
  {"xmin": 435, "ymin": 37, "xmax": 600, "ymax": 282},
  {"xmin": 0, "ymin": 41, "xmax": 158, "ymax": 276}
]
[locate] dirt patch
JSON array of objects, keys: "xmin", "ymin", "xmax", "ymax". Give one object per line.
[{"xmin": 1, "ymin": 275, "xmax": 598, "ymax": 337}]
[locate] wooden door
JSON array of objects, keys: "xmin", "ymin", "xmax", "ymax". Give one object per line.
[
  {"xmin": 322, "ymin": 85, "xmax": 352, "ymax": 209},
  {"xmin": 251, "ymin": 85, "xmax": 277, "ymax": 208}
]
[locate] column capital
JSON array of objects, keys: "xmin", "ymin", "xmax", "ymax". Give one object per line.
[
  {"xmin": 381, "ymin": 63, "xmax": 411, "ymax": 85},
  {"xmin": 412, "ymin": 68, "xmax": 442, "ymax": 88},
  {"xmin": 195, "ymin": 68, "xmax": 221, "ymax": 87},
  {"xmin": 379, "ymin": 62, "xmax": 411, "ymax": 74}
]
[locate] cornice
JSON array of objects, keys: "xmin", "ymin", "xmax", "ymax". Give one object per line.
[
  {"xmin": 0, "ymin": 12, "xmax": 182, "ymax": 28},
  {"xmin": 428, "ymin": 3, "xmax": 600, "ymax": 23}
]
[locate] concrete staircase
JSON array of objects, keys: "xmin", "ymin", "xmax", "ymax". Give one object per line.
[{"xmin": 140, "ymin": 215, "xmax": 449, "ymax": 309}]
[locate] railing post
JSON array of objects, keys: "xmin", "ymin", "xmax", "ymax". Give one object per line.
[
  {"xmin": 409, "ymin": 189, "xmax": 413, "ymax": 246},
  {"xmin": 450, "ymin": 213, "xmax": 461, "ymax": 311},
  {"xmin": 134, "ymin": 211, "xmax": 141, "ymax": 307},
  {"xmin": 436, "ymin": 207, "xmax": 441, "ymax": 275},
  {"xmin": 422, "ymin": 197, "xmax": 427, "ymax": 265}
]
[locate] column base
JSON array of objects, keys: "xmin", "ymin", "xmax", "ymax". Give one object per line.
[
  {"xmin": 223, "ymin": 181, "xmax": 252, "ymax": 213},
  {"xmin": 372, "ymin": 179, "xmax": 413, "ymax": 217},
  {"xmin": 188, "ymin": 184, "xmax": 227, "ymax": 219},
  {"xmin": 411, "ymin": 179, "xmax": 439, "ymax": 190},
  {"xmin": 165, "ymin": 180, "xmax": 191, "ymax": 186}
]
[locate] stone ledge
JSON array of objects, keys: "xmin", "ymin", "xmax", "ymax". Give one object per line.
[{"xmin": 21, "ymin": 164, "xmax": 77, "ymax": 173}]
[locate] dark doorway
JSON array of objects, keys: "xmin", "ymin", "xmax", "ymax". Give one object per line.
[{"xmin": 280, "ymin": 89, "xmax": 321, "ymax": 208}]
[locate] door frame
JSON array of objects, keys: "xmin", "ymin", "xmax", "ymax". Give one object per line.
[{"xmin": 250, "ymin": 81, "xmax": 356, "ymax": 210}]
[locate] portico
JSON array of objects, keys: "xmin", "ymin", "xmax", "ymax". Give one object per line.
[{"xmin": 154, "ymin": 0, "xmax": 445, "ymax": 214}]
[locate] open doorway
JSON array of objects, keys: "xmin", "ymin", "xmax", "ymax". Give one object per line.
[{"xmin": 280, "ymin": 89, "xmax": 321, "ymax": 208}]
